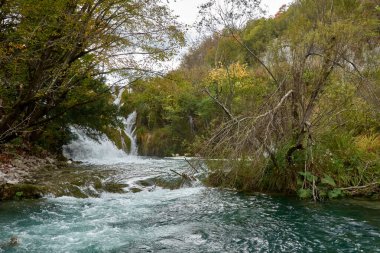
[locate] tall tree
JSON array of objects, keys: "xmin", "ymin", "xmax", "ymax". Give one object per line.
[{"xmin": 0, "ymin": 0, "xmax": 184, "ymax": 143}]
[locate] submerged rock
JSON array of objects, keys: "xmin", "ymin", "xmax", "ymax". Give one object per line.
[{"xmin": 0, "ymin": 236, "xmax": 20, "ymax": 250}]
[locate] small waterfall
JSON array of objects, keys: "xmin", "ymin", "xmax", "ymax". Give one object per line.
[
  {"xmin": 62, "ymin": 127, "xmax": 137, "ymax": 164},
  {"xmin": 113, "ymin": 87, "xmax": 124, "ymax": 106},
  {"xmin": 119, "ymin": 111, "xmax": 138, "ymax": 156},
  {"xmin": 62, "ymin": 87, "xmax": 139, "ymax": 163},
  {"xmin": 189, "ymin": 115, "xmax": 195, "ymax": 134},
  {"xmin": 114, "ymin": 87, "xmax": 138, "ymax": 156}
]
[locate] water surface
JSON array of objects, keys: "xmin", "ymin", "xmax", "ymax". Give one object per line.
[{"xmin": 1, "ymin": 158, "xmax": 379, "ymax": 252}]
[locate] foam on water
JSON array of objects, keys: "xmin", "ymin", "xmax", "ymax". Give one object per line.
[
  {"xmin": 3, "ymin": 129, "xmax": 380, "ymax": 253},
  {"xmin": 1, "ymin": 178, "xmax": 379, "ymax": 253},
  {"xmin": 62, "ymin": 127, "xmax": 140, "ymax": 165},
  {"xmin": 119, "ymin": 111, "xmax": 138, "ymax": 156}
]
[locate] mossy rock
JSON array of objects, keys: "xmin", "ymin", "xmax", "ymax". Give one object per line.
[
  {"xmin": 104, "ymin": 127, "xmax": 131, "ymax": 153},
  {"xmin": 103, "ymin": 183, "xmax": 128, "ymax": 193},
  {"xmin": 136, "ymin": 178, "xmax": 155, "ymax": 187},
  {"xmin": 129, "ymin": 187, "xmax": 142, "ymax": 193},
  {"xmin": 0, "ymin": 184, "xmax": 47, "ymax": 200}
]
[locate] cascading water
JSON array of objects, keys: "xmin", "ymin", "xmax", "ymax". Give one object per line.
[
  {"xmin": 4, "ymin": 101, "xmax": 380, "ymax": 253},
  {"xmin": 114, "ymin": 87, "xmax": 138, "ymax": 156},
  {"xmin": 120, "ymin": 111, "xmax": 138, "ymax": 156},
  {"xmin": 62, "ymin": 87, "xmax": 139, "ymax": 163},
  {"xmin": 62, "ymin": 127, "xmax": 137, "ymax": 164}
]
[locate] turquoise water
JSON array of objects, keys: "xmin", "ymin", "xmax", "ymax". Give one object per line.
[{"xmin": 1, "ymin": 158, "xmax": 379, "ymax": 252}]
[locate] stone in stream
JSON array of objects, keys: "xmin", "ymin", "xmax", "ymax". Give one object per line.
[{"xmin": 0, "ymin": 236, "xmax": 20, "ymax": 250}]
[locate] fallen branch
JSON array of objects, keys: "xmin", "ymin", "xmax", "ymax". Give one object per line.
[
  {"xmin": 184, "ymin": 157, "xmax": 199, "ymax": 173},
  {"xmin": 339, "ymin": 182, "xmax": 379, "ymax": 191},
  {"xmin": 170, "ymin": 169, "xmax": 195, "ymax": 181}
]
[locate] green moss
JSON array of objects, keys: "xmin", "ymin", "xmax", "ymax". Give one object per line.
[
  {"xmin": 103, "ymin": 183, "xmax": 127, "ymax": 193},
  {"xmin": 0, "ymin": 184, "xmax": 47, "ymax": 200},
  {"xmin": 103, "ymin": 127, "xmax": 131, "ymax": 153}
]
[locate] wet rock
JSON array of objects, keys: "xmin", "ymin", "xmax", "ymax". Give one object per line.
[
  {"xmin": 45, "ymin": 157, "xmax": 56, "ymax": 164},
  {"xmin": 137, "ymin": 178, "xmax": 155, "ymax": 187},
  {"xmin": 129, "ymin": 187, "xmax": 143, "ymax": 193},
  {"xmin": 0, "ymin": 148, "xmax": 60, "ymax": 200},
  {"xmin": 0, "ymin": 236, "xmax": 19, "ymax": 250},
  {"xmin": 103, "ymin": 183, "xmax": 128, "ymax": 193},
  {"xmin": 0, "ymin": 183, "xmax": 45, "ymax": 200},
  {"xmin": 9, "ymin": 236, "xmax": 19, "ymax": 246}
]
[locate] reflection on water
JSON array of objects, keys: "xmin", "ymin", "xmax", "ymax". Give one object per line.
[{"xmin": 0, "ymin": 158, "xmax": 379, "ymax": 253}]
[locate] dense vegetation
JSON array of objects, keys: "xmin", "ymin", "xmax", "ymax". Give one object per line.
[
  {"xmin": 1, "ymin": 0, "xmax": 379, "ymax": 199},
  {"xmin": 0, "ymin": 0, "xmax": 183, "ymax": 151},
  {"xmin": 121, "ymin": 0, "xmax": 380, "ymax": 199}
]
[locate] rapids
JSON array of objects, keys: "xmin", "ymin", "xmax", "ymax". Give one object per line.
[
  {"xmin": 0, "ymin": 157, "xmax": 380, "ymax": 252},
  {"xmin": 1, "ymin": 130, "xmax": 380, "ymax": 253}
]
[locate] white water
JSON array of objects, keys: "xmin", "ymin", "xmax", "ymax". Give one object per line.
[
  {"xmin": 62, "ymin": 127, "xmax": 139, "ymax": 164},
  {"xmin": 62, "ymin": 86, "xmax": 139, "ymax": 163},
  {"xmin": 1, "ymin": 157, "xmax": 379, "ymax": 253},
  {"xmin": 120, "ymin": 111, "xmax": 138, "ymax": 156},
  {"xmin": 114, "ymin": 87, "xmax": 138, "ymax": 156},
  {"xmin": 113, "ymin": 87, "xmax": 124, "ymax": 107},
  {"xmin": 4, "ymin": 136, "xmax": 380, "ymax": 253}
]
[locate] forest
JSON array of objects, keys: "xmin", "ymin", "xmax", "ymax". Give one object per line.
[
  {"xmin": 1, "ymin": 0, "xmax": 379, "ymax": 200},
  {"xmin": 1, "ymin": 1, "xmax": 380, "ymax": 252},
  {"xmin": 123, "ymin": 0, "xmax": 380, "ymax": 199}
]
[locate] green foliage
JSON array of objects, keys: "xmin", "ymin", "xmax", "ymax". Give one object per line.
[
  {"xmin": 194, "ymin": 0, "xmax": 380, "ymax": 200},
  {"xmin": 33, "ymin": 76, "xmax": 119, "ymax": 153},
  {"xmin": 321, "ymin": 175, "xmax": 336, "ymax": 187},
  {"xmin": 299, "ymin": 171, "xmax": 318, "ymax": 183},
  {"xmin": 15, "ymin": 191, "xmax": 23, "ymax": 198},
  {"xmin": 0, "ymin": 0, "xmax": 184, "ymax": 146},
  {"xmin": 298, "ymin": 188, "xmax": 312, "ymax": 199},
  {"xmin": 328, "ymin": 189, "xmax": 344, "ymax": 199},
  {"xmin": 120, "ymin": 70, "xmax": 219, "ymax": 156},
  {"xmin": 2, "ymin": 0, "xmax": 378, "ymax": 202}
]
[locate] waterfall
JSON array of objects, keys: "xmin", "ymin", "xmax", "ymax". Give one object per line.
[
  {"xmin": 189, "ymin": 115, "xmax": 195, "ymax": 134},
  {"xmin": 113, "ymin": 91, "xmax": 123, "ymax": 108},
  {"xmin": 114, "ymin": 87, "xmax": 138, "ymax": 156},
  {"xmin": 119, "ymin": 111, "xmax": 138, "ymax": 156},
  {"xmin": 62, "ymin": 88, "xmax": 139, "ymax": 163},
  {"xmin": 62, "ymin": 127, "xmax": 136, "ymax": 164}
]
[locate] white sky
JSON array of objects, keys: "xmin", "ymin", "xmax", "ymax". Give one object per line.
[
  {"xmin": 163, "ymin": 0, "xmax": 294, "ymax": 69},
  {"xmin": 170, "ymin": 0, "xmax": 294, "ymax": 25}
]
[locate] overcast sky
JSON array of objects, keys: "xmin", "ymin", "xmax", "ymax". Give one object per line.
[
  {"xmin": 170, "ymin": 0, "xmax": 293, "ymax": 25},
  {"xmin": 164, "ymin": 0, "xmax": 293, "ymax": 69}
]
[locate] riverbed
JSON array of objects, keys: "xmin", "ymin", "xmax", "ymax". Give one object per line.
[{"xmin": 0, "ymin": 158, "xmax": 379, "ymax": 252}]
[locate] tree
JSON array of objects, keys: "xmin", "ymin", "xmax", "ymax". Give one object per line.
[
  {"xmin": 198, "ymin": 0, "xmax": 380, "ymax": 194},
  {"xmin": 0, "ymin": 0, "xmax": 184, "ymax": 144}
]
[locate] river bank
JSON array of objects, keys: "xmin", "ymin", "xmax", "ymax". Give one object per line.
[
  {"xmin": 1, "ymin": 158, "xmax": 380, "ymax": 252},
  {"xmin": 0, "ymin": 145, "xmax": 194, "ymax": 200},
  {"xmin": 1, "ymin": 147, "xmax": 379, "ymax": 201},
  {"xmin": 0, "ymin": 145, "xmax": 60, "ymax": 200}
]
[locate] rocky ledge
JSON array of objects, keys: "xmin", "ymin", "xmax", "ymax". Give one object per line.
[
  {"xmin": 0, "ymin": 147, "xmax": 59, "ymax": 200},
  {"xmin": 0, "ymin": 145, "xmax": 131, "ymax": 200}
]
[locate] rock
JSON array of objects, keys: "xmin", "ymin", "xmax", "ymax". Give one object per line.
[
  {"xmin": 0, "ymin": 183, "xmax": 45, "ymax": 200},
  {"xmin": 6, "ymin": 180, "xmax": 19, "ymax": 185},
  {"xmin": 45, "ymin": 157, "xmax": 55, "ymax": 165},
  {"xmin": 11, "ymin": 159, "xmax": 29, "ymax": 171},
  {"xmin": 9, "ymin": 236, "xmax": 19, "ymax": 246},
  {"xmin": 0, "ymin": 236, "xmax": 19, "ymax": 250},
  {"xmin": 130, "ymin": 187, "xmax": 143, "ymax": 193}
]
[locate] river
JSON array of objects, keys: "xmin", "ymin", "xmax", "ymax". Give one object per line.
[{"xmin": 0, "ymin": 157, "xmax": 379, "ymax": 252}]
